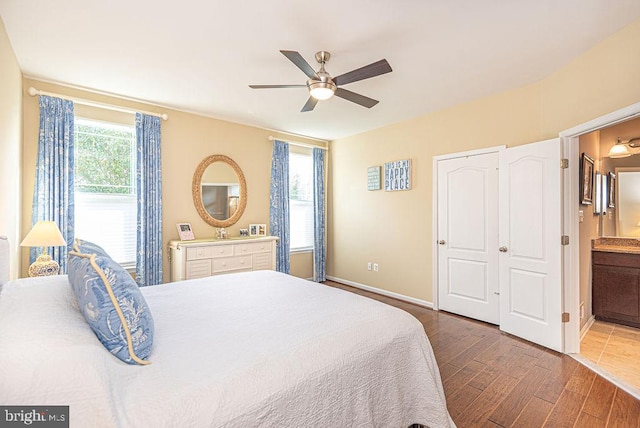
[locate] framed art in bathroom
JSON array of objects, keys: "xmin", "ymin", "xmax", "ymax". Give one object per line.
[{"xmin": 580, "ymin": 153, "xmax": 594, "ymax": 205}]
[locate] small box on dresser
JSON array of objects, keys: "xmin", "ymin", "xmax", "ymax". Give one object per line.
[{"xmin": 169, "ymin": 236, "xmax": 278, "ymax": 282}]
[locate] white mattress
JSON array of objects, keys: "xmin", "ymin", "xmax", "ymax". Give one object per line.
[{"xmin": 0, "ymin": 271, "xmax": 453, "ymax": 427}]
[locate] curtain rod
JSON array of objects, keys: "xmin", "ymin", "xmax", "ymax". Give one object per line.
[
  {"xmin": 268, "ymin": 135, "xmax": 328, "ymax": 151},
  {"xmin": 27, "ymin": 87, "xmax": 169, "ymax": 121}
]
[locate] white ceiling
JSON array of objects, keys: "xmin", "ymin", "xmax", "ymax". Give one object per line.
[{"xmin": 2, "ymin": 1, "xmax": 640, "ymax": 141}]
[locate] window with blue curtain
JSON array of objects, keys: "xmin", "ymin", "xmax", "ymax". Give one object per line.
[{"xmin": 270, "ymin": 141, "xmax": 326, "ymax": 280}]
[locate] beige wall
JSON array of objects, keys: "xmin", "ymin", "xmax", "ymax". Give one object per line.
[
  {"xmin": 328, "ymin": 18, "xmax": 640, "ymax": 303},
  {"xmin": 0, "ymin": 16, "xmax": 22, "ymax": 279},
  {"xmin": 21, "ymin": 79, "xmax": 325, "ymax": 282}
]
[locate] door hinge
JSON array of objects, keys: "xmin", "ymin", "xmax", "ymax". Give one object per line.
[
  {"xmin": 561, "ymin": 235, "xmax": 570, "ymax": 245},
  {"xmin": 560, "ymin": 159, "xmax": 569, "ymax": 169},
  {"xmin": 562, "ymin": 312, "xmax": 570, "ymax": 323}
]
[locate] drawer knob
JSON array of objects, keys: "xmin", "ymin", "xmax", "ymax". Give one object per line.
[{"xmin": 222, "ymin": 262, "xmax": 227, "ymax": 266}]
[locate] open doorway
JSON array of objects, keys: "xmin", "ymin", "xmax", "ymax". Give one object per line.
[
  {"xmin": 577, "ymin": 116, "xmax": 640, "ymax": 393},
  {"xmin": 562, "ymin": 103, "xmax": 640, "ymax": 399}
]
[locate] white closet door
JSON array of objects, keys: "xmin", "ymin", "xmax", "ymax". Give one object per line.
[
  {"xmin": 437, "ymin": 152, "xmax": 500, "ymax": 325},
  {"xmin": 499, "ymin": 138, "xmax": 563, "ymax": 352}
]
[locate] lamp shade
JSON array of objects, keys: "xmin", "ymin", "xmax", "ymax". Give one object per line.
[
  {"xmin": 608, "ymin": 139, "xmax": 631, "ymax": 158},
  {"xmin": 20, "ymin": 221, "xmax": 66, "ymax": 248}
]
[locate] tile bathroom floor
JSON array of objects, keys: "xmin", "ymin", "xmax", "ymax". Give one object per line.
[{"xmin": 581, "ymin": 320, "xmax": 640, "ymax": 390}]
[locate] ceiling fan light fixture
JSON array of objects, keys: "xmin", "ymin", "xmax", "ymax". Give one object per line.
[
  {"xmin": 608, "ymin": 138, "xmax": 632, "ymax": 158},
  {"xmin": 308, "ymin": 81, "xmax": 336, "ymax": 100}
]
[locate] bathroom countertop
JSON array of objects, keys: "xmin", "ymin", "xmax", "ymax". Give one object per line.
[{"xmin": 592, "ymin": 237, "xmax": 640, "ymax": 254}]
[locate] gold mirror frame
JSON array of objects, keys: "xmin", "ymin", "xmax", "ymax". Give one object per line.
[{"xmin": 192, "ymin": 154, "xmax": 247, "ymax": 228}]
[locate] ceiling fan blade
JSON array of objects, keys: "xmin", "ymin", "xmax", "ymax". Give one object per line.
[
  {"xmin": 249, "ymin": 84, "xmax": 307, "ymax": 89},
  {"xmin": 280, "ymin": 50, "xmax": 319, "ymax": 79},
  {"xmin": 333, "ymin": 59, "xmax": 392, "ymax": 86},
  {"xmin": 334, "ymin": 88, "xmax": 379, "ymax": 108},
  {"xmin": 301, "ymin": 97, "xmax": 318, "ymax": 112}
]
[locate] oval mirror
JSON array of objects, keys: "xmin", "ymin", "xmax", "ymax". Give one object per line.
[{"xmin": 192, "ymin": 154, "xmax": 247, "ymax": 228}]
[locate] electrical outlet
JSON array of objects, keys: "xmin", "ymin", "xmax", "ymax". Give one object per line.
[
  {"xmin": 367, "ymin": 262, "xmax": 372, "ymax": 271},
  {"xmin": 373, "ymin": 263, "xmax": 379, "ymax": 272},
  {"xmin": 580, "ymin": 302, "xmax": 585, "ymax": 320}
]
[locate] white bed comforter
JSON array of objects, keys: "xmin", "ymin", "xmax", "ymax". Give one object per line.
[{"xmin": 0, "ymin": 271, "xmax": 453, "ymax": 427}]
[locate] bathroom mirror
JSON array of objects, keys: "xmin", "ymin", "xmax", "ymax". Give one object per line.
[
  {"xmin": 594, "ymin": 137, "xmax": 640, "ymax": 237},
  {"xmin": 601, "ymin": 168, "xmax": 640, "ymax": 237},
  {"xmin": 192, "ymin": 154, "xmax": 247, "ymax": 228}
]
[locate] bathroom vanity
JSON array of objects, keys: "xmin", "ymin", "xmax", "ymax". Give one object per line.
[{"xmin": 592, "ymin": 238, "xmax": 640, "ymax": 328}]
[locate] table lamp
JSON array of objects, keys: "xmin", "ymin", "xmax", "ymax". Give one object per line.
[{"xmin": 20, "ymin": 221, "xmax": 66, "ymax": 277}]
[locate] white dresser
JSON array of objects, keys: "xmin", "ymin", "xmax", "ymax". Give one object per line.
[{"xmin": 168, "ymin": 236, "xmax": 278, "ymax": 281}]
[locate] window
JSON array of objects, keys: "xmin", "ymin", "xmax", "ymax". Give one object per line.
[
  {"xmin": 289, "ymin": 151, "xmax": 314, "ymax": 251},
  {"xmin": 74, "ymin": 118, "xmax": 137, "ymax": 266}
]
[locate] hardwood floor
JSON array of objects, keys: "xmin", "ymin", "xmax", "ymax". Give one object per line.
[{"xmin": 324, "ymin": 280, "xmax": 640, "ymax": 427}]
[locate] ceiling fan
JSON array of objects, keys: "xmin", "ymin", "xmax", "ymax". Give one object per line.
[{"xmin": 249, "ymin": 50, "xmax": 392, "ymax": 112}]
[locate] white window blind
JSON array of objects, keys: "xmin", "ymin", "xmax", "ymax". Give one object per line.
[
  {"xmin": 74, "ymin": 192, "xmax": 137, "ymax": 264},
  {"xmin": 74, "ymin": 118, "xmax": 137, "ymax": 266},
  {"xmin": 289, "ymin": 152, "xmax": 314, "ymax": 251}
]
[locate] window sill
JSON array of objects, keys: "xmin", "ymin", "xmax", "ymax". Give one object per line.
[{"xmin": 290, "ymin": 248, "xmax": 313, "ymax": 254}]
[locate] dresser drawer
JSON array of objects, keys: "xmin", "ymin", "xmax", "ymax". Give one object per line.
[
  {"xmin": 249, "ymin": 242, "xmax": 272, "ymax": 253},
  {"xmin": 234, "ymin": 244, "xmax": 253, "ymax": 256},
  {"xmin": 212, "ymin": 255, "xmax": 252, "ymax": 273},
  {"xmin": 234, "ymin": 242, "xmax": 273, "ymax": 255},
  {"xmin": 186, "ymin": 259, "xmax": 212, "ymax": 279},
  {"xmin": 211, "ymin": 245, "xmax": 234, "ymax": 258},
  {"xmin": 186, "ymin": 246, "xmax": 212, "ymax": 261}
]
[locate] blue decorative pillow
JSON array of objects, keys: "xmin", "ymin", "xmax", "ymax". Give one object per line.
[
  {"xmin": 67, "ymin": 250, "xmax": 154, "ymax": 365},
  {"xmin": 73, "ymin": 238, "xmax": 109, "ymax": 257}
]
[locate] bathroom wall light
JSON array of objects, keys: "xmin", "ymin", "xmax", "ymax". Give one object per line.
[{"xmin": 608, "ymin": 138, "xmax": 631, "ymax": 158}]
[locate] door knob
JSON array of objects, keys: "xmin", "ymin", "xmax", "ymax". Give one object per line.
[
  {"xmin": 438, "ymin": 240, "xmax": 446, "ymax": 245},
  {"xmin": 499, "ymin": 246, "xmax": 508, "ymax": 252}
]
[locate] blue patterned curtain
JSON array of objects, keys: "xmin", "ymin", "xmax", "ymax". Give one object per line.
[
  {"xmin": 135, "ymin": 113, "xmax": 163, "ymax": 286},
  {"xmin": 31, "ymin": 95, "xmax": 75, "ymax": 273},
  {"xmin": 270, "ymin": 140, "xmax": 290, "ymax": 273},
  {"xmin": 313, "ymin": 148, "xmax": 326, "ymax": 282}
]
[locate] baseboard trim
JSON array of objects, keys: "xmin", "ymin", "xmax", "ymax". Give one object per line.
[
  {"xmin": 580, "ymin": 315, "xmax": 596, "ymax": 340},
  {"xmin": 326, "ymin": 276, "xmax": 433, "ymax": 309}
]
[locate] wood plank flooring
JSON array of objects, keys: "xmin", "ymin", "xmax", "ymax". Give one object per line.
[{"xmin": 324, "ymin": 280, "xmax": 640, "ymax": 427}]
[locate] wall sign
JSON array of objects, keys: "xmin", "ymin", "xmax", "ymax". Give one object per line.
[
  {"xmin": 367, "ymin": 166, "xmax": 381, "ymax": 190},
  {"xmin": 384, "ymin": 159, "xmax": 411, "ymax": 191}
]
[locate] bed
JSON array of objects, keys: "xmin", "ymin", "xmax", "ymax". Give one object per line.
[{"xmin": 0, "ymin": 240, "xmax": 453, "ymax": 427}]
